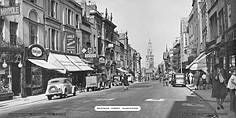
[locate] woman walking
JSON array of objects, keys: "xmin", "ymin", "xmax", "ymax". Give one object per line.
[
  {"xmin": 211, "ymin": 67, "xmax": 228, "ymax": 110},
  {"xmin": 227, "ymin": 68, "xmax": 236, "ymax": 116}
]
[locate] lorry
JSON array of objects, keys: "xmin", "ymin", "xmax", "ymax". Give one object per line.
[{"xmin": 85, "ymin": 75, "xmax": 98, "ymax": 91}]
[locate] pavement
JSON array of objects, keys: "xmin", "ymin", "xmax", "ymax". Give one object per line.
[{"xmin": 186, "ymin": 84, "xmax": 236, "ymax": 118}]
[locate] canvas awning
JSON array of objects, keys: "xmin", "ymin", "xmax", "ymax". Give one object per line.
[
  {"xmin": 47, "ymin": 53, "xmax": 81, "ymax": 73},
  {"xmin": 186, "ymin": 52, "xmax": 210, "ymax": 73},
  {"xmin": 28, "ymin": 59, "xmax": 64, "ymax": 70},
  {"xmin": 66, "ymin": 55, "xmax": 93, "ymax": 71},
  {"xmin": 117, "ymin": 67, "xmax": 128, "ymax": 73}
]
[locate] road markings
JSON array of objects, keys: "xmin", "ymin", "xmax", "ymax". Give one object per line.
[
  {"xmin": 95, "ymin": 98, "xmax": 115, "ymax": 101},
  {"xmin": 182, "ymin": 103, "xmax": 205, "ymax": 107},
  {"xmin": 145, "ymin": 98, "xmax": 165, "ymax": 102}
]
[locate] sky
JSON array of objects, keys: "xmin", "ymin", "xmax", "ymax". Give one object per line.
[{"xmin": 93, "ymin": 0, "xmax": 192, "ymax": 67}]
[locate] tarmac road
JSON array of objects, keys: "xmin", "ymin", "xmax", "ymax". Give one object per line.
[{"xmin": 0, "ymin": 81, "xmax": 216, "ymax": 118}]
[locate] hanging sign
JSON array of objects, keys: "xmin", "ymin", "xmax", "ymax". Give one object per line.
[{"xmin": 28, "ymin": 44, "xmax": 45, "ymax": 58}]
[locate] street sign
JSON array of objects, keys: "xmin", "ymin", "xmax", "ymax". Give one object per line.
[
  {"xmin": 87, "ymin": 48, "xmax": 93, "ymax": 54},
  {"xmin": 85, "ymin": 54, "xmax": 96, "ymax": 58},
  {"xmin": 82, "ymin": 48, "xmax": 87, "ymax": 53}
]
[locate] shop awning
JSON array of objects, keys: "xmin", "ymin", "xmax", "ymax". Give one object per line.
[
  {"xmin": 48, "ymin": 53, "xmax": 82, "ymax": 72},
  {"xmin": 117, "ymin": 67, "xmax": 128, "ymax": 73},
  {"xmin": 28, "ymin": 59, "xmax": 64, "ymax": 70},
  {"xmin": 186, "ymin": 52, "xmax": 210, "ymax": 73},
  {"xmin": 66, "ymin": 55, "xmax": 93, "ymax": 71}
]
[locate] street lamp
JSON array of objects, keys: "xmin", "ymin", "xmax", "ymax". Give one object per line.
[
  {"xmin": 2, "ymin": 59, "xmax": 7, "ymax": 68},
  {"xmin": 18, "ymin": 61, "xmax": 22, "ymax": 68}
]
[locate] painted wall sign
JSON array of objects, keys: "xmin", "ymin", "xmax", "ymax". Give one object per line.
[
  {"xmin": 66, "ymin": 33, "xmax": 76, "ymax": 53},
  {"xmin": 0, "ymin": 5, "xmax": 20, "ymax": 16}
]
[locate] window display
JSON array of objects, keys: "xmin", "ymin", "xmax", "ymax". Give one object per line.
[
  {"xmin": 0, "ymin": 68, "xmax": 10, "ymax": 93},
  {"xmin": 31, "ymin": 66, "xmax": 43, "ymax": 95}
]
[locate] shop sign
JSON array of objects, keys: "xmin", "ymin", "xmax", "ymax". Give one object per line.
[
  {"xmin": 31, "ymin": 47, "xmax": 42, "ymax": 57},
  {"xmin": 85, "ymin": 54, "xmax": 96, "ymax": 58},
  {"xmin": 0, "ymin": 5, "xmax": 20, "ymax": 16},
  {"xmin": 99, "ymin": 57, "xmax": 106, "ymax": 64},
  {"xmin": 66, "ymin": 34, "xmax": 76, "ymax": 53},
  {"xmin": 28, "ymin": 44, "xmax": 44, "ymax": 58}
]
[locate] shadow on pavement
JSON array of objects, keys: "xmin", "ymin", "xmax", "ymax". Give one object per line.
[{"xmin": 167, "ymin": 96, "xmax": 218, "ymax": 118}]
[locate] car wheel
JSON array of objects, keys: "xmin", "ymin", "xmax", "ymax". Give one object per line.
[
  {"xmin": 63, "ymin": 89, "xmax": 68, "ymax": 98},
  {"xmin": 47, "ymin": 95, "xmax": 52, "ymax": 100}
]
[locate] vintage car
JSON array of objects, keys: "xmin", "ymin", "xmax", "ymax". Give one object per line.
[
  {"xmin": 172, "ymin": 73, "xmax": 186, "ymax": 87},
  {"xmin": 45, "ymin": 77, "xmax": 76, "ymax": 100}
]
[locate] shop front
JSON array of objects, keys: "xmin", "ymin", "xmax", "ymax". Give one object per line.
[
  {"xmin": 47, "ymin": 52, "xmax": 94, "ymax": 89},
  {"xmin": 0, "ymin": 47, "xmax": 23, "ymax": 100},
  {"xmin": 24, "ymin": 44, "xmax": 63, "ymax": 96}
]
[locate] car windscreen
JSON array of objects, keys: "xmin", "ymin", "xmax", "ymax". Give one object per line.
[{"xmin": 49, "ymin": 80, "xmax": 60, "ymax": 84}]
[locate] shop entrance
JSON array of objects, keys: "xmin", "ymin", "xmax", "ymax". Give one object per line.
[{"xmin": 11, "ymin": 63, "xmax": 21, "ymax": 96}]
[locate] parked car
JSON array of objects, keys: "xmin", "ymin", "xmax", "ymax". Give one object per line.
[
  {"xmin": 172, "ymin": 73, "xmax": 186, "ymax": 87},
  {"xmin": 45, "ymin": 77, "xmax": 76, "ymax": 100}
]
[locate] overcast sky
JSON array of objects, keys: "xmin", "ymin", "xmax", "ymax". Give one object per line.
[{"xmin": 93, "ymin": 0, "xmax": 192, "ymax": 67}]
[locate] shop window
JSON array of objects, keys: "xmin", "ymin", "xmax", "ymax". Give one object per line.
[
  {"xmin": 10, "ymin": 22, "xmax": 18, "ymax": 46},
  {"xmin": 0, "ymin": 67, "xmax": 10, "ymax": 93}
]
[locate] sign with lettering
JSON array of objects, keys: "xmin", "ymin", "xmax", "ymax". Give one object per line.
[
  {"xmin": 28, "ymin": 44, "xmax": 45, "ymax": 58},
  {"xmin": 66, "ymin": 33, "xmax": 76, "ymax": 53},
  {"xmin": 31, "ymin": 47, "xmax": 43, "ymax": 57},
  {"xmin": 85, "ymin": 54, "xmax": 96, "ymax": 58},
  {"xmin": 0, "ymin": 5, "xmax": 20, "ymax": 16}
]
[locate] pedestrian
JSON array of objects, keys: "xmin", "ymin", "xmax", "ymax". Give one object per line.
[
  {"xmin": 122, "ymin": 74, "xmax": 129, "ymax": 90},
  {"xmin": 189, "ymin": 72, "xmax": 194, "ymax": 85},
  {"xmin": 163, "ymin": 73, "xmax": 169, "ymax": 86},
  {"xmin": 211, "ymin": 67, "xmax": 228, "ymax": 110},
  {"xmin": 202, "ymin": 72, "xmax": 207, "ymax": 90},
  {"xmin": 227, "ymin": 68, "xmax": 236, "ymax": 114},
  {"xmin": 198, "ymin": 72, "xmax": 204, "ymax": 90},
  {"xmin": 193, "ymin": 70, "xmax": 200, "ymax": 90}
]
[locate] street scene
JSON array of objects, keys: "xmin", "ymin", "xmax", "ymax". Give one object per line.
[
  {"xmin": 0, "ymin": 0, "xmax": 236, "ymax": 118},
  {"xmin": 0, "ymin": 81, "xmax": 217, "ymax": 118}
]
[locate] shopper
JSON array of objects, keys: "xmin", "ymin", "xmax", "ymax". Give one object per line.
[
  {"xmin": 193, "ymin": 70, "xmax": 200, "ymax": 90},
  {"xmin": 188, "ymin": 72, "xmax": 194, "ymax": 84},
  {"xmin": 227, "ymin": 68, "xmax": 236, "ymax": 113},
  {"xmin": 211, "ymin": 67, "xmax": 228, "ymax": 110},
  {"xmin": 202, "ymin": 72, "xmax": 207, "ymax": 90}
]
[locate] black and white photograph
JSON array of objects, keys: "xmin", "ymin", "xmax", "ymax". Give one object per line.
[{"xmin": 0, "ymin": 0, "xmax": 236, "ymax": 118}]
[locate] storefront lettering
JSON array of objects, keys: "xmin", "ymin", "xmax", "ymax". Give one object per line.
[
  {"xmin": 0, "ymin": 6, "xmax": 20, "ymax": 16},
  {"xmin": 31, "ymin": 47, "xmax": 43, "ymax": 57}
]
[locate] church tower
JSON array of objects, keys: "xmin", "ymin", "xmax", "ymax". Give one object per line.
[{"xmin": 146, "ymin": 40, "xmax": 154, "ymax": 69}]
